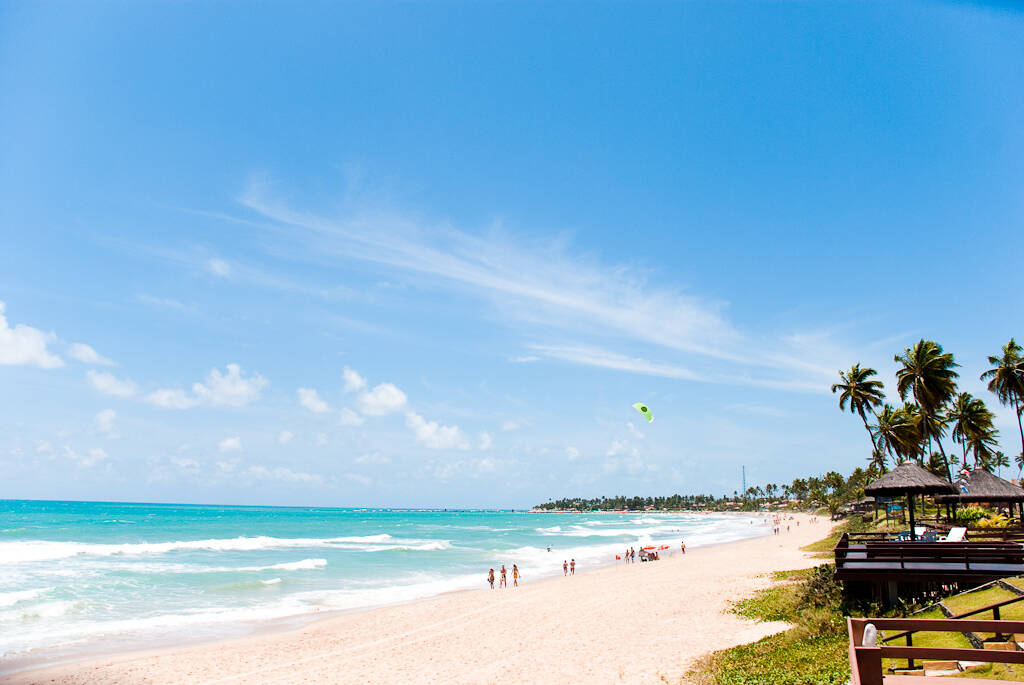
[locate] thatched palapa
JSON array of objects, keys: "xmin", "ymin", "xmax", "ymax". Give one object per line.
[
  {"xmin": 864, "ymin": 461, "xmax": 958, "ymax": 497},
  {"xmin": 864, "ymin": 461, "xmax": 957, "ymax": 540},
  {"xmin": 935, "ymin": 468, "xmax": 1024, "ymax": 504}
]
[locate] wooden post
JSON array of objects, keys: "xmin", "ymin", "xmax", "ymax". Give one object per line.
[{"xmin": 908, "ymin": 493, "xmax": 916, "ymax": 540}]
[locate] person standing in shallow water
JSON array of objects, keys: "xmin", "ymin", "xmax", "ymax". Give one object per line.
[{"xmin": 487, "ymin": 568, "xmax": 495, "ymax": 589}]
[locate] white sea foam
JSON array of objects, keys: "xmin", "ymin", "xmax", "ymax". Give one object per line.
[
  {"xmin": 0, "ymin": 587, "xmax": 52, "ymax": 608},
  {"xmin": 260, "ymin": 578, "xmax": 282, "ymax": 585},
  {"xmin": 0, "ymin": 535, "xmax": 450, "ymax": 564}
]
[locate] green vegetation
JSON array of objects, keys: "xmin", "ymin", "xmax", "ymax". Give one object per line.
[
  {"xmin": 833, "ymin": 338, "xmax": 1023, "ymax": 479},
  {"xmin": 688, "ymin": 559, "xmax": 855, "ymax": 685},
  {"xmin": 801, "ymin": 514, "xmax": 871, "ymax": 557},
  {"xmin": 689, "ymin": 632, "xmax": 849, "ymax": 685}
]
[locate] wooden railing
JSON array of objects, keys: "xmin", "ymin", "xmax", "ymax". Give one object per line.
[
  {"xmin": 880, "ymin": 592, "xmax": 1024, "ymax": 669},
  {"xmin": 848, "ymin": 616, "xmax": 1024, "ymax": 685},
  {"xmin": 835, "ymin": 533, "xmax": 1024, "ymax": 580}
]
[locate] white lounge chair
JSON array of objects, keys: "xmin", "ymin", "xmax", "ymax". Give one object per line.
[{"xmin": 942, "ymin": 526, "xmax": 967, "ymax": 542}]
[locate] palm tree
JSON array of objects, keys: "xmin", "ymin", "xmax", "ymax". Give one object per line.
[
  {"xmin": 868, "ymin": 447, "xmax": 889, "ymax": 474},
  {"xmin": 948, "ymin": 392, "xmax": 999, "ymax": 468},
  {"xmin": 832, "ymin": 364, "xmax": 886, "ymax": 454},
  {"xmin": 895, "ymin": 340, "xmax": 959, "ymax": 479},
  {"xmin": 981, "ymin": 338, "xmax": 1024, "ymax": 464},
  {"xmin": 872, "ymin": 403, "xmax": 922, "ymax": 464}
]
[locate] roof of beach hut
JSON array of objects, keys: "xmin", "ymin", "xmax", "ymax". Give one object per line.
[
  {"xmin": 935, "ymin": 468, "xmax": 1024, "ymax": 503},
  {"xmin": 864, "ymin": 461, "xmax": 958, "ymax": 497}
]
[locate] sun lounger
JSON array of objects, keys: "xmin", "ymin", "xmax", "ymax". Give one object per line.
[{"xmin": 942, "ymin": 526, "xmax": 967, "ymax": 542}]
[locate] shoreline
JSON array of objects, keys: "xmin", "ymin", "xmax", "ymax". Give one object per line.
[
  {"xmin": 4, "ymin": 513, "xmax": 833, "ymax": 685},
  {"xmin": 0, "ymin": 511, "xmax": 772, "ymax": 678}
]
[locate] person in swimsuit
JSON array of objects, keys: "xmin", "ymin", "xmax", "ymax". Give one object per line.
[
  {"xmin": 512, "ymin": 564, "xmax": 520, "ymax": 587},
  {"xmin": 570, "ymin": 558, "xmax": 575, "ymax": 575},
  {"xmin": 563, "ymin": 560, "xmax": 568, "ymax": 576},
  {"xmin": 500, "ymin": 564, "xmax": 507, "ymax": 588},
  {"xmin": 680, "ymin": 540, "xmax": 685, "ymax": 554},
  {"xmin": 487, "ymin": 568, "xmax": 495, "ymax": 589}
]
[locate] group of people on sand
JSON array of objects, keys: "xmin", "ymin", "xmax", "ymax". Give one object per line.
[
  {"xmin": 563, "ymin": 559, "xmax": 575, "ymax": 575},
  {"xmin": 487, "ymin": 564, "xmax": 521, "ymax": 588}
]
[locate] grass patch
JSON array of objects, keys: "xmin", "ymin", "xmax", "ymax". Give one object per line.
[
  {"xmin": 689, "ymin": 632, "xmax": 849, "ymax": 685},
  {"xmin": 801, "ymin": 516, "xmax": 871, "ymax": 558},
  {"xmin": 955, "ymin": 662, "xmax": 1024, "ymax": 679},
  {"xmin": 771, "ymin": 568, "xmax": 812, "ymax": 582},
  {"xmin": 732, "ymin": 584, "xmax": 799, "ymax": 623}
]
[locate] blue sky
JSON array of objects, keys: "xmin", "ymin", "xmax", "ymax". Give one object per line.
[{"xmin": 1, "ymin": 1, "xmax": 1022, "ymax": 507}]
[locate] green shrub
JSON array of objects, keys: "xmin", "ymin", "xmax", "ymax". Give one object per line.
[{"xmin": 956, "ymin": 506, "xmax": 987, "ymax": 523}]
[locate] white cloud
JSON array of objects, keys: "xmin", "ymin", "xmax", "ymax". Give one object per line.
[
  {"xmin": 146, "ymin": 388, "xmax": 200, "ymax": 409},
  {"xmin": 87, "ymin": 370, "xmax": 139, "ymax": 398},
  {"xmin": 428, "ymin": 457, "xmax": 509, "ymax": 481},
  {"xmin": 0, "ymin": 301, "xmax": 63, "ymax": 369},
  {"xmin": 278, "ymin": 430, "xmax": 294, "ymax": 444},
  {"xmin": 218, "ymin": 436, "xmax": 242, "ymax": 452},
  {"xmin": 298, "ymin": 388, "xmax": 330, "ymax": 413},
  {"xmin": 135, "ymin": 294, "xmax": 191, "ymax": 311},
  {"xmin": 626, "ymin": 421, "xmax": 645, "ymax": 439},
  {"xmin": 207, "ymin": 258, "xmax": 232, "ymax": 277},
  {"xmin": 95, "ymin": 409, "xmax": 118, "ymax": 439},
  {"xmin": 339, "ymin": 408, "xmax": 365, "ymax": 426},
  {"xmin": 510, "ymin": 355, "xmax": 540, "ymax": 363},
  {"xmin": 501, "ymin": 420, "xmax": 527, "ymax": 432},
  {"xmin": 342, "ymin": 366, "xmax": 366, "ymax": 392},
  {"xmin": 606, "ymin": 440, "xmax": 629, "ymax": 457},
  {"xmin": 67, "ymin": 343, "xmax": 114, "ymax": 366},
  {"xmin": 479, "ymin": 431, "xmax": 492, "ymax": 450},
  {"xmin": 315, "ymin": 432, "xmax": 328, "ymax": 447},
  {"xmin": 359, "ymin": 383, "xmax": 407, "ymax": 416},
  {"xmin": 63, "ymin": 445, "xmax": 109, "ymax": 469},
  {"xmin": 355, "ymin": 453, "xmax": 391, "ymax": 465},
  {"xmin": 147, "ymin": 364, "xmax": 267, "ymax": 410},
  {"xmin": 245, "ymin": 465, "xmax": 323, "ymax": 485},
  {"xmin": 193, "ymin": 364, "xmax": 268, "ymax": 407},
  {"xmin": 171, "ymin": 457, "xmax": 200, "ymax": 474},
  {"xmin": 533, "ymin": 344, "xmax": 700, "ymax": 381},
  {"xmin": 344, "ymin": 472, "xmax": 373, "ymax": 487},
  {"xmin": 216, "ymin": 460, "xmax": 238, "ymax": 473},
  {"xmin": 566, "ymin": 446, "xmax": 580, "ymax": 460},
  {"xmin": 405, "ymin": 411, "xmax": 469, "ymax": 450}
]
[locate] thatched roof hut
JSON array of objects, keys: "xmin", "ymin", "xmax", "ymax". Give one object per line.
[
  {"xmin": 864, "ymin": 462, "xmax": 957, "ymax": 540},
  {"xmin": 864, "ymin": 461, "xmax": 958, "ymax": 497},
  {"xmin": 935, "ymin": 468, "xmax": 1024, "ymax": 504}
]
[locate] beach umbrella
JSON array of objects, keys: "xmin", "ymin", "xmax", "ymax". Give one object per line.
[{"xmin": 864, "ymin": 461, "xmax": 957, "ymax": 540}]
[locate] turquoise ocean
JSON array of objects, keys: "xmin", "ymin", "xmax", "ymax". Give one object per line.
[{"xmin": 0, "ymin": 500, "xmax": 770, "ymax": 673}]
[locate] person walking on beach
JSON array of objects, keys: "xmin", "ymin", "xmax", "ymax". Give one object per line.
[
  {"xmin": 570, "ymin": 558, "xmax": 575, "ymax": 575},
  {"xmin": 512, "ymin": 564, "xmax": 520, "ymax": 587},
  {"xmin": 563, "ymin": 560, "xmax": 568, "ymax": 576},
  {"xmin": 625, "ymin": 548, "xmax": 631, "ymax": 564},
  {"xmin": 500, "ymin": 564, "xmax": 507, "ymax": 588},
  {"xmin": 487, "ymin": 568, "xmax": 495, "ymax": 589},
  {"xmin": 630, "ymin": 547, "xmax": 636, "ymax": 563},
  {"xmin": 680, "ymin": 540, "xmax": 685, "ymax": 554}
]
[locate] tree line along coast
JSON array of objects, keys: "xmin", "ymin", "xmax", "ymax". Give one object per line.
[{"xmin": 535, "ymin": 338, "xmax": 1024, "ymax": 516}]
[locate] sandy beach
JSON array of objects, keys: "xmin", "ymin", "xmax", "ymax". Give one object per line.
[{"xmin": 5, "ymin": 514, "xmax": 832, "ymax": 685}]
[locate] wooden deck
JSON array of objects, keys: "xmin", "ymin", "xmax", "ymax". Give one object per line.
[{"xmin": 835, "ymin": 533, "xmax": 1024, "ymax": 584}]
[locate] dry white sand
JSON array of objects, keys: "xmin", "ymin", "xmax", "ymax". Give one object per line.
[{"xmin": 6, "ymin": 514, "xmax": 834, "ymax": 685}]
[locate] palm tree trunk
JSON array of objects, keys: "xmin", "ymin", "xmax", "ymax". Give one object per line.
[{"xmin": 1015, "ymin": 394, "xmax": 1024, "ymax": 464}]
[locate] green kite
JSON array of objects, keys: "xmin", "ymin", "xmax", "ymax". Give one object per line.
[{"xmin": 632, "ymin": 402, "xmax": 653, "ymax": 423}]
